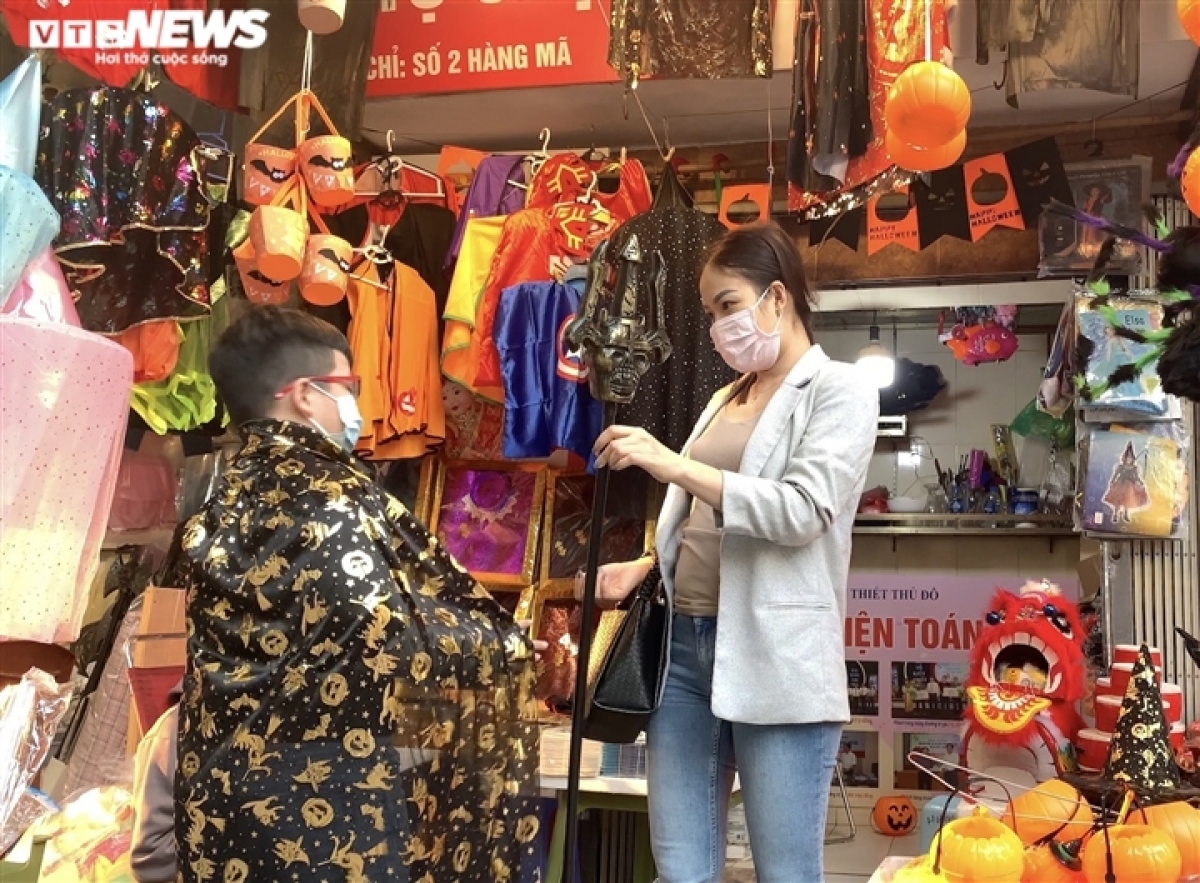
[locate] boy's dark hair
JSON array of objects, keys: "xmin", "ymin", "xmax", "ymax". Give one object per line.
[{"xmin": 209, "ymin": 306, "xmax": 352, "ymax": 426}]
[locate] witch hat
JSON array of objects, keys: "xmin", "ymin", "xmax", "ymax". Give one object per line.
[{"xmin": 1102, "ymin": 644, "xmax": 1180, "ymax": 792}]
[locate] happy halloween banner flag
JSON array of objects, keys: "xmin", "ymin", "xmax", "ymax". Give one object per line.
[{"xmin": 806, "ymin": 138, "xmax": 1070, "ymax": 254}]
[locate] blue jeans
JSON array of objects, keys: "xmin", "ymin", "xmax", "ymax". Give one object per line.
[{"xmin": 646, "ymin": 614, "xmax": 841, "ymax": 883}]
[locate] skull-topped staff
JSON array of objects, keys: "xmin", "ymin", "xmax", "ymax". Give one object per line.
[{"xmin": 560, "ymin": 234, "xmax": 672, "ymax": 882}]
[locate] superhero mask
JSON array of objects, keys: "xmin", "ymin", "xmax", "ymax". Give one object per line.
[
  {"xmin": 566, "ymin": 235, "xmax": 672, "ymax": 405},
  {"xmin": 965, "ymin": 582, "xmax": 1085, "ymax": 750}
]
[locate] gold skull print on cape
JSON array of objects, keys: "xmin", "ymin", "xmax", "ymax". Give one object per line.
[{"xmin": 169, "ymin": 420, "xmax": 540, "ymax": 883}]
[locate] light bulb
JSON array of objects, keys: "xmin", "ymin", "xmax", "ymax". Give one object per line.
[{"xmin": 857, "ymin": 325, "xmax": 895, "ymax": 389}]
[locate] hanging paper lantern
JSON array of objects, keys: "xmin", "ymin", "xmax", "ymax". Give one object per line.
[
  {"xmin": 886, "ymin": 129, "xmax": 968, "ymax": 173},
  {"xmin": 1181, "ymin": 147, "xmax": 1200, "ymax": 216},
  {"xmin": 1180, "ymin": 0, "xmax": 1200, "ymax": 45},
  {"xmin": 873, "ymin": 795, "xmax": 919, "ymax": 836},
  {"xmin": 1023, "ymin": 842, "xmax": 1084, "ymax": 883},
  {"xmin": 1080, "ymin": 825, "xmax": 1182, "ymax": 883},
  {"xmin": 931, "ymin": 808, "xmax": 1025, "ymax": 883},
  {"xmin": 1002, "ymin": 779, "xmax": 1095, "ymax": 846},
  {"xmin": 885, "ymin": 61, "xmax": 972, "ymax": 150},
  {"xmin": 1135, "ymin": 802, "xmax": 1200, "ymax": 879}
]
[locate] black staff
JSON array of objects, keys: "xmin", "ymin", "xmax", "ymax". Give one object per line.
[{"xmin": 561, "ymin": 235, "xmax": 672, "ymax": 882}]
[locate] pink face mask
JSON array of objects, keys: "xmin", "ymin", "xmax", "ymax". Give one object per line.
[{"xmin": 709, "ymin": 287, "xmax": 782, "ymax": 374}]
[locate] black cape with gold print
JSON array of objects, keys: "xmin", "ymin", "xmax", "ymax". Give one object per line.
[{"xmin": 170, "ymin": 420, "xmax": 540, "ymax": 883}]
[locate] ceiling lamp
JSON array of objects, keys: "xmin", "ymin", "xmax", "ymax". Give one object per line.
[{"xmin": 858, "ymin": 323, "xmax": 896, "ymax": 388}]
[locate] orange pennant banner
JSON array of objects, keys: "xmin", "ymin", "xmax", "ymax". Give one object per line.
[
  {"xmin": 963, "ymin": 154, "xmax": 1025, "ymax": 242},
  {"xmin": 719, "ymin": 184, "xmax": 773, "ymax": 229},
  {"xmin": 867, "ymin": 187, "xmax": 920, "ymax": 256}
]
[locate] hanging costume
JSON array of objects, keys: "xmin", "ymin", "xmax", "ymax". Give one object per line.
[
  {"xmin": 982, "ymin": 0, "xmax": 1139, "ymax": 108},
  {"xmin": 607, "ymin": 0, "xmax": 772, "ymax": 87},
  {"xmin": 787, "ymin": 0, "xmax": 951, "ymax": 213},
  {"xmin": 495, "ymin": 269, "xmax": 604, "ymax": 462},
  {"xmin": 786, "ymin": 0, "xmax": 873, "ymax": 193},
  {"xmin": 0, "ymin": 165, "xmax": 60, "ymax": 308},
  {"xmin": 37, "ymin": 87, "xmax": 220, "ymax": 335},
  {"xmin": 170, "ymin": 420, "xmax": 540, "ymax": 883},
  {"xmin": 447, "ymin": 155, "xmax": 528, "ymax": 266}
]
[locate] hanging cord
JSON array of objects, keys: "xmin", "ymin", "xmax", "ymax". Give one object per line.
[
  {"xmin": 924, "ymin": 0, "xmax": 933, "ymax": 62},
  {"xmin": 766, "ymin": 72, "xmax": 775, "ymax": 197},
  {"xmin": 631, "ymin": 88, "xmax": 669, "ymax": 161}
]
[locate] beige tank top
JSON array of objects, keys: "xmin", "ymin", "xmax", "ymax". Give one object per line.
[{"xmin": 673, "ymin": 408, "xmax": 762, "ymax": 617}]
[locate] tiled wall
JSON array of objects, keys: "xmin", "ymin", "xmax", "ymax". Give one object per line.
[{"xmin": 817, "ymin": 327, "xmax": 1080, "ymax": 584}]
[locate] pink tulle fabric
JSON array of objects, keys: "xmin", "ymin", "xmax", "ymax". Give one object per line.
[
  {"xmin": 1, "ymin": 247, "xmax": 81, "ymax": 326},
  {"xmin": 0, "ymin": 318, "xmax": 133, "ymax": 642}
]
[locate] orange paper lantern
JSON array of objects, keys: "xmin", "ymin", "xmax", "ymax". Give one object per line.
[
  {"xmin": 1180, "ymin": 0, "xmax": 1200, "ymax": 45},
  {"xmin": 1181, "ymin": 147, "xmax": 1200, "ymax": 216},
  {"xmin": 1135, "ymin": 802, "xmax": 1200, "ymax": 879},
  {"xmin": 886, "ymin": 130, "xmax": 967, "ymax": 172},
  {"xmin": 1080, "ymin": 825, "xmax": 1182, "ymax": 883},
  {"xmin": 885, "ymin": 61, "xmax": 972, "ymax": 150}
]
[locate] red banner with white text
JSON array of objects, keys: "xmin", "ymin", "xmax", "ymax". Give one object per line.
[{"xmin": 366, "ymin": 0, "xmax": 617, "ymax": 98}]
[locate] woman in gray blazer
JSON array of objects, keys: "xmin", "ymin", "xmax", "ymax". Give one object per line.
[{"xmin": 586, "ymin": 221, "xmax": 879, "ymax": 883}]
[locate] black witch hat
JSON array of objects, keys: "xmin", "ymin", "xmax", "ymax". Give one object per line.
[{"xmin": 1102, "ymin": 644, "xmax": 1180, "ymax": 793}]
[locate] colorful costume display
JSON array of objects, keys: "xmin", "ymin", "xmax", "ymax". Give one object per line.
[{"xmin": 962, "ymin": 581, "xmax": 1086, "ymax": 784}]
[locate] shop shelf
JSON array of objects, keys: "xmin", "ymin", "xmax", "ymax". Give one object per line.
[{"xmin": 853, "ymin": 513, "xmax": 1078, "ymax": 550}]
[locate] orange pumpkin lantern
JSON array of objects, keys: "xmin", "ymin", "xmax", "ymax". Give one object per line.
[
  {"xmin": 1080, "ymin": 825, "xmax": 1182, "ymax": 883},
  {"xmin": 1135, "ymin": 801, "xmax": 1200, "ymax": 879},
  {"xmin": 931, "ymin": 807, "xmax": 1025, "ymax": 883},
  {"xmin": 885, "ymin": 61, "xmax": 972, "ymax": 150},
  {"xmin": 874, "ymin": 795, "xmax": 918, "ymax": 836},
  {"xmin": 1002, "ymin": 780, "xmax": 1095, "ymax": 846},
  {"xmin": 1023, "ymin": 843, "xmax": 1084, "ymax": 883},
  {"xmin": 1181, "ymin": 147, "xmax": 1200, "ymax": 216},
  {"xmin": 1180, "ymin": 0, "xmax": 1200, "ymax": 46},
  {"xmin": 886, "ymin": 130, "xmax": 967, "ymax": 173}
]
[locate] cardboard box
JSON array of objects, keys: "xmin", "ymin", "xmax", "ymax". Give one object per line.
[{"xmin": 132, "ymin": 586, "xmax": 186, "ymax": 668}]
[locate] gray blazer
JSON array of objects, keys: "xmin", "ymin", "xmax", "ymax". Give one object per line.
[{"xmin": 655, "ymin": 346, "xmax": 879, "ymax": 725}]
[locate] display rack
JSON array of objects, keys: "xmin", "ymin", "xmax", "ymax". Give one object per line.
[{"xmin": 853, "ymin": 514, "xmax": 1078, "ymax": 552}]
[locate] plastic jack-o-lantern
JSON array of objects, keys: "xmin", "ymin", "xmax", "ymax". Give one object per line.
[
  {"xmin": 886, "ymin": 129, "xmax": 967, "ymax": 173},
  {"xmin": 1023, "ymin": 842, "xmax": 1084, "ymax": 883},
  {"xmin": 1002, "ymin": 780, "xmax": 1095, "ymax": 846},
  {"xmin": 931, "ymin": 807, "xmax": 1024, "ymax": 883},
  {"xmin": 1080, "ymin": 825, "xmax": 1182, "ymax": 883},
  {"xmin": 885, "ymin": 60, "xmax": 972, "ymax": 150},
  {"xmin": 874, "ymin": 796, "xmax": 919, "ymax": 836},
  {"xmin": 1180, "ymin": 0, "xmax": 1200, "ymax": 46},
  {"xmin": 894, "ymin": 855, "xmax": 949, "ymax": 882},
  {"xmin": 1135, "ymin": 801, "xmax": 1200, "ymax": 879}
]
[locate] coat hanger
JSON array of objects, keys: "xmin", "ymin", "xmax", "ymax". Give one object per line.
[
  {"xmin": 580, "ymin": 125, "xmax": 605, "ymax": 163},
  {"xmin": 527, "ymin": 128, "xmax": 552, "ymax": 176},
  {"xmin": 356, "ymin": 130, "xmax": 446, "ymax": 200}
]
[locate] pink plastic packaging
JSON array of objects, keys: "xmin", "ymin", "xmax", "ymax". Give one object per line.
[
  {"xmin": 0, "ymin": 318, "xmax": 133, "ymax": 643},
  {"xmin": 0, "ymin": 247, "xmax": 81, "ymax": 326}
]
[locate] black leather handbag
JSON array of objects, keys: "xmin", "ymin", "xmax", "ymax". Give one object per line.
[{"xmin": 583, "ymin": 564, "xmax": 671, "ymax": 744}]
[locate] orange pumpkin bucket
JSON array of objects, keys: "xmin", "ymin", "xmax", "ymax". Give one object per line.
[
  {"xmin": 243, "ymin": 143, "xmax": 296, "ymax": 206},
  {"xmin": 233, "ymin": 238, "xmax": 290, "ymax": 305},
  {"xmin": 297, "ymin": 92, "xmax": 355, "ymax": 207},
  {"xmin": 885, "ymin": 60, "xmax": 972, "ymax": 150},
  {"xmin": 299, "ymin": 233, "xmax": 353, "ymax": 306},
  {"xmin": 248, "ymin": 178, "xmax": 308, "ymax": 281}
]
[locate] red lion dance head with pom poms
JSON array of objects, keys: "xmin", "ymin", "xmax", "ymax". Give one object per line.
[{"xmin": 962, "ymin": 580, "xmax": 1087, "ymax": 781}]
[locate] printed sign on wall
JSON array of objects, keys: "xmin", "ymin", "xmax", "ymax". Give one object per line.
[{"xmin": 368, "ymin": 0, "xmax": 617, "ymax": 98}]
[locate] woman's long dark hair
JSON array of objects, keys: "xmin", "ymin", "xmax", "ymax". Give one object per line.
[{"xmin": 704, "ymin": 221, "xmax": 816, "ymax": 338}]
